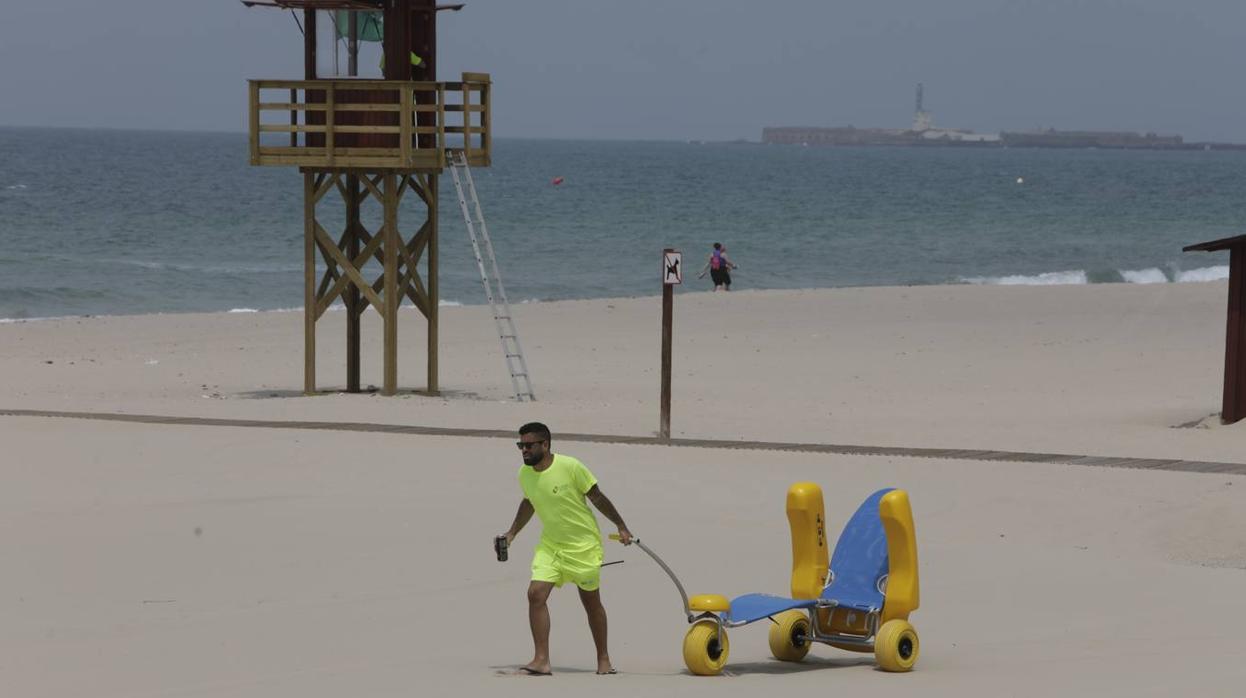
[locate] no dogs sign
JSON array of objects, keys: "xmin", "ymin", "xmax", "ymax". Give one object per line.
[{"xmin": 663, "ymin": 250, "xmax": 682, "ymax": 285}]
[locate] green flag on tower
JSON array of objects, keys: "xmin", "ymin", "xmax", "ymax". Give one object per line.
[{"xmin": 335, "ymin": 11, "xmax": 383, "ymax": 42}]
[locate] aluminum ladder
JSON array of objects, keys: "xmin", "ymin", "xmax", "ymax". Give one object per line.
[{"xmin": 447, "ymin": 150, "xmax": 536, "ymax": 401}]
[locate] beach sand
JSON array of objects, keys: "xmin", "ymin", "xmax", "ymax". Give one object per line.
[{"xmin": 2, "ymin": 282, "xmax": 1244, "ymax": 696}]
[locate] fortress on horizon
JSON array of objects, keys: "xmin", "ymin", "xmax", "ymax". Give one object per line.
[{"xmin": 763, "ymin": 84, "xmax": 1242, "ymax": 150}]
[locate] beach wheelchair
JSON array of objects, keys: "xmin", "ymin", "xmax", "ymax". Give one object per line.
[{"xmin": 620, "ymin": 484, "xmax": 920, "ymax": 676}]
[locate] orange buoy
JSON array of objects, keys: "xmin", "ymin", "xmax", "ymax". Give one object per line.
[{"xmin": 551, "ymin": 176, "xmax": 564, "ymax": 185}]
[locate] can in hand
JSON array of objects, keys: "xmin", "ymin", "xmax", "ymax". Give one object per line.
[{"xmin": 494, "ymin": 535, "xmax": 509, "ymax": 562}]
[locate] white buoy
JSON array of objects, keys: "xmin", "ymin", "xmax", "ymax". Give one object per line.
[{"xmin": 1016, "ymin": 177, "xmax": 1024, "ymax": 184}]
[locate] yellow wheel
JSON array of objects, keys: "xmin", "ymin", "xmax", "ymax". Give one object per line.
[
  {"xmin": 874, "ymin": 619, "xmax": 919, "ymax": 672},
  {"xmin": 768, "ymin": 610, "xmax": 812, "ymax": 662},
  {"xmin": 683, "ymin": 621, "xmax": 730, "ymax": 676}
]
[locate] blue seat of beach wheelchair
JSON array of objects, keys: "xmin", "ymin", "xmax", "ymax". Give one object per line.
[{"xmin": 726, "ymin": 488, "xmax": 893, "ymax": 625}]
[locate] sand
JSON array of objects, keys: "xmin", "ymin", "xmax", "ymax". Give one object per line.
[{"xmin": 2, "ymin": 282, "xmax": 1244, "ymax": 696}]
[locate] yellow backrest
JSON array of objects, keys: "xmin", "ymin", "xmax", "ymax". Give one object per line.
[
  {"xmin": 786, "ymin": 482, "xmax": 829, "ymax": 599},
  {"xmin": 879, "ymin": 489, "xmax": 920, "ymax": 623}
]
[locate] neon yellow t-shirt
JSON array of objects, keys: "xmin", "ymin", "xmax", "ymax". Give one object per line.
[{"xmin": 518, "ymin": 454, "xmax": 602, "ymax": 555}]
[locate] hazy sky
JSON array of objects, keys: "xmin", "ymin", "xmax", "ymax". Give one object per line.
[{"xmin": 2, "ymin": 0, "xmax": 1244, "ymax": 141}]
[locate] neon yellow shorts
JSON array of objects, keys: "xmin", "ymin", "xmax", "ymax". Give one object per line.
[{"xmin": 531, "ymin": 543, "xmax": 603, "ymax": 591}]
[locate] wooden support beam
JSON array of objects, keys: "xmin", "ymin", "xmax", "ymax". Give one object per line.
[
  {"xmin": 427, "ymin": 172, "xmax": 439, "ymax": 394},
  {"xmin": 480, "ymin": 76, "xmax": 491, "ymax": 165},
  {"xmin": 383, "ymin": 173, "xmax": 400, "ymax": 395},
  {"xmin": 316, "ymin": 223, "xmax": 385, "ymax": 320},
  {"xmin": 401, "ymin": 84, "xmax": 414, "ymax": 167},
  {"xmin": 383, "ymin": 0, "xmax": 413, "ymax": 80},
  {"xmin": 346, "ymin": 173, "xmax": 362, "ymax": 393},
  {"xmin": 315, "ymin": 223, "xmax": 350, "ymax": 300},
  {"xmin": 303, "ymin": 172, "xmax": 316, "ymax": 394},
  {"xmin": 369, "ymin": 222, "xmax": 430, "ymax": 316},
  {"xmin": 359, "ymin": 173, "xmax": 385, "ymax": 204},
  {"xmin": 1225, "ymin": 247, "xmax": 1245, "ymax": 423},
  {"xmin": 303, "ymin": 9, "xmax": 316, "ymax": 80},
  {"xmin": 249, "ymin": 82, "xmax": 260, "ymax": 164},
  {"xmin": 460, "ymin": 81, "xmax": 470, "ymax": 154},
  {"xmin": 325, "ymin": 85, "xmax": 336, "ymax": 167},
  {"xmin": 408, "ymin": 173, "xmax": 432, "ymax": 207},
  {"xmin": 313, "ymin": 172, "xmax": 339, "ymax": 204},
  {"xmin": 396, "ymin": 222, "xmax": 430, "ymax": 316},
  {"xmin": 314, "ymin": 222, "xmax": 385, "ymax": 312},
  {"xmin": 1184, "ymin": 234, "xmax": 1246, "ymax": 424},
  {"xmin": 438, "ymin": 83, "xmax": 447, "ymax": 165},
  {"xmin": 289, "ymin": 88, "xmax": 299, "ymax": 147}
]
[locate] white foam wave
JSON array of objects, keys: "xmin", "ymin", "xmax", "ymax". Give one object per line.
[
  {"xmin": 102, "ymin": 258, "xmax": 302, "ymax": 274},
  {"xmin": 961, "ymin": 270, "xmax": 1088, "ymax": 286},
  {"xmin": 1176, "ymin": 265, "xmax": 1230, "ymax": 283},
  {"xmin": 1120, "ymin": 267, "xmax": 1168, "ymax": 284},
  {"xmin": 0, "ymin": 313, "xmax": 84, "ymax": 324},
  {"xmin": 438, "ymin": 299, "xmax": 463, "ymax": 307},
  {"xmin": 234, "ymin": 307, "xmax": 302, "ymax": 313},
  {"xmin": 5, "ymin": 184, "xmax": 28, "ymax": 190}
]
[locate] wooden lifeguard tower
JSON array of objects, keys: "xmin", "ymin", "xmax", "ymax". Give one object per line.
[{"xmin": 244, "ymin": 0, "xmax": 490, "ymax": 396}]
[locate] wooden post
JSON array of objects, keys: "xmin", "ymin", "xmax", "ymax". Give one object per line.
[
  {"xmin": 1225, "ymin": 246, "xmax": 1245, "ymax": 423},
  {"xmin": 383, "ymin": 0, "xmax": 412, "ymax": 80},
  {"xmin": 248, "ymin": 81, "xmax": 260, "ymax": 164},
  {"xmin": 289, "ymin": 88, "xmax": 298, "ymax": 148},
  {"xmin": 428, "ymin": 174, "xmax": 440, "ymax": 394},
  {"xmin": 412, "ymin": 0, "xmax": 436, "ymax": 80},
  {"xmin": 480, "ymin": 75, "xmax": 491, "ymax": 166},
  {"xmin": 303, "ymin": 9, "xmax": 316, "ymax": 80},
  {"xmin": 400, "ymin": 84, "xmax": 413, "ymax": 167},
  {"xmin": 325, "ymin": 84, "xmax": 335, "ymax": 167},
  {"xmin": 437, "ymin": 83, "xmax": 446, "ymax": 166},
  {"xmin": 412, "ymin": 0, "xmax": 436, "ymax": 151},
  {"xmin": 303, "ymin": 10, "xmax": 318, "ymax": 154},
  {"xmin": 303, "ymin": 173, "xmax": 317, "ymax": 394},
  {"xmin": 660, "ymin": 248, "xmax": 675, "ymax": 439},
  {"xmin": 1183, "ymin": 235, "xmax": 1246, "ymax": 425},
  {"xmin": 346, "ymin": 173, "xmax": 361, "ymax": 392},
  {"xmin": 383, "ymin": 173, "xmax": 399, "ymax": 395},
  {"xmin": 343, "ymin": 0, "xmax": 361, "ymax": 394},
  {"xmin": 461, "ymin": 80, "xmax": 471, "ymax": 156}
]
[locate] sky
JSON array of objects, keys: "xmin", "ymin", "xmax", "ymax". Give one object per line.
[{"xmin": 1, "ymin": 0, "xmax": 1245, "ymax": 142}]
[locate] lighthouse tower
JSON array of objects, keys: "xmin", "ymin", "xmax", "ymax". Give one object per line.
[{"xmin": 912, "ymin": 83, "xmax": 933, "ymax": 132}]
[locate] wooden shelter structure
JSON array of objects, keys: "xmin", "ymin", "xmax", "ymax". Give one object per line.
[
  {"xmin": 244, "ymin": 0, "xmax": 490, "ymax": 395},
  {"xmin": 1183, "ymin": 234, "xmax": 1246, "ymax": 424}
]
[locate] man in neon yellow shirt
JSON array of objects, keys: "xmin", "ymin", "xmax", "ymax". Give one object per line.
[{"xmin": 499, "ymin": 422, "xmax": 633, "ymax": 676}]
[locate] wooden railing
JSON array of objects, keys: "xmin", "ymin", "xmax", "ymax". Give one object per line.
[{"xmin": 248, "ymin": 72, "xmax": 491, "ymax": 170}]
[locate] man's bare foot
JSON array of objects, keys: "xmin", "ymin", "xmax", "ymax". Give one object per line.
[{"xmin": 516, "ymin": 664, "xmax": 551, "ymax": 676}]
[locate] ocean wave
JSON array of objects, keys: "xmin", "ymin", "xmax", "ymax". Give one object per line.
[
  {"xmin": 961, "ymin": 265, "xmax": 1230, "ymax": 286},
  {"xmin": 4, "ymin": 184, "xmax": 27, "ymax": 190},
  {"xmin": 0, "ymin": 315, "xmax": 72, "ymax": 324},
  {"xmin": 232, "ymin": 305, "xmax": 467, "ymax": 315},
  {"xmin": 1119, "ymin": 267, "xmax": 1168, "ymax": 284},
  {"xmin": 0, "ymin": 286, "xmax": 113, "ymax": 301},
  {"xmin": 97, "ymin": 258, "xmax": 303, "ymax": 275},
  {"xmin": 1176, "ymin": 265, "xmax": 1230, "ymax": 283},
  {"xmin": 960, "ymin": 270, "xmax": 1088, "ymax": 286}
]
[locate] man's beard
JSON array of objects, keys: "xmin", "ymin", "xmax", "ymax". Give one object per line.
[{"xmin": 522, "ymin": 451, "xmax": 542, "ymax": 466}]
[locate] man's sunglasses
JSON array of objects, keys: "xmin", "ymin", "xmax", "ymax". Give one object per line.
[{"xmin": 516, "ymin": 440, "xmax": 546, "ymax": 450}]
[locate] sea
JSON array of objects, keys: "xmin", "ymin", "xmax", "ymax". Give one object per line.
[{"xmin": 0, "ymin": 126, "xmax": 1240, "ymax": 321}]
